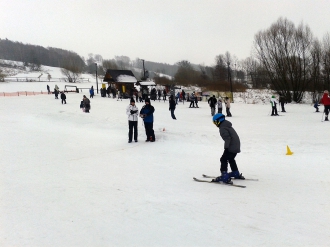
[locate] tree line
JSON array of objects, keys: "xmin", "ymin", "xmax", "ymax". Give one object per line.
[
  {"xmin": 2, "ymin": 17, "xmax": 330, "ymax": 102},
  {"xmin": 0, "ymin": 38, "xmax": 85, "ymax": 72},
  {"xmin": 171, "ymin": 17, "xmax": 330, "ymax": 102}
]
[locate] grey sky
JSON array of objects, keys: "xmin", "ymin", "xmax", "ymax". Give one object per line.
[{"xmin": 1, "ymin": 0, "xmax": 330, "ymax": 66}]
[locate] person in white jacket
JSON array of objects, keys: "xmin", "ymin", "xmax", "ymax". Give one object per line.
[
  {"xmin": 270, "ymin": 95, "xmax": 279, "ymax": 116},
  {"xmin": 126, "ymin": 98, "xmax": 139, "ymax": 143}
]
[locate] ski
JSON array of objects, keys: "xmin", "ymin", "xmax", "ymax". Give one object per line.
[
  {"xmin": 202, "ymin": 174, "xmax": 258, "ymax": 181},
  {"xmin": 193, "ymin": 177, "xmax": 246, "ymax": 188}
]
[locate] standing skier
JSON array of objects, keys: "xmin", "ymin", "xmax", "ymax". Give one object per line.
[
  {"xmin": 217, "ymin": 97, "xmax": 223, "ymax": 114},
  {"xmin": 270, "ymin": 95, "xmax": 279, "ymax": 116},
  {"xmin": 208, "ymin": 95, "xmax": 217, "ymax": 116},
  {"xmin": 60, "ymin": 91, "xmax": 66, "ymax": 104},
  {"xmin": 211, "ymin": 113, "xmax": 244, "ymax": 184},
  {"xmin": 320, "ymin": 90, "xmax": 330, "ymax": 121},
  {"xmin": 83, "ymin": 95, "xmax": 91, "ymax": 113},
  {"xmin": 224, "ymin": 97, "xmax": 232, "ymax": 117},
  {"xmin": 279, "ymin": 94, "xmax": 286, "ymax": 112},
  {"xmin": 169, "ymin": 95, "xmax": 177, "ymax": 120},
  {"xmin": 140, "ymin": 98, "xmax": 155, "ymax": 142},
  {"xmin": 126, "ymin": 98, "xmax": 139, "ymax": 143}
]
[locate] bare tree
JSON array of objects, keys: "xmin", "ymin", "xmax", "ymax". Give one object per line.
[
  {"xmin": 322, "ymin": 33, "xmax": 330, "ymax": 90},
  {"xmin": 254, "ymin": 17, "xmax": 316, "ymax": 102},
  {"xmin": 0, "ymin": 68, "xmax": 5, "ymax": 82},
  {"xmin": 61, "ymin": 55, "xmax": 84, "ymax": 83},
  {"xmin": 174, "ymin": 60, "xmax": 198, "ymax": 86}
]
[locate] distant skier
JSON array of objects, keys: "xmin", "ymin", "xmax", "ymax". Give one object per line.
[
  {"xmin": 217, "ymin": 97, "xmax": 223, "ymax": 114},
  {"xmin": 163, "ymin": 89, "xmax": 167, "ymax": 102},
  {"xmin": 208, "ymin": 95, "xmax": 217, "ymax": 116},
  {"xmin": 320, "ymin": 90, "xmax": 330, "ymax": 121},
  {"xmin": 169, "ymin": 95, "xmax": 177, "ymax": 120},
  {"xmin": 181, "ymin": 90, "xmax": 186, "ymax": 104},
  {"xmin": 54, "ymin": 88, "xmax": 59, "ymax": 99},
  {"xmin": 314, "ymin": 101, "xmax": 320, "ymax": 112},
  {"xmin": 47, "ymin": 85, "xmax": 50, "ymax": 94},
  {"xmin": 60, "ymin": 91, "xmax": 66, "ymax": 104},
  {"xmin": 83, "ymin": 95, "xmax": 91, "ymax": 113},
  {"xmin": 211, "ymin": 113, "xmax": 244, "ymax": 184},
  {"xmin": 270, "ymin": 96, "xmax": 279, "ymax": 116},
  {"xmin": 90, "ymin": 86, "xmax": 94, "ymax": 99},
  {"xmin": 140, "ymin": 98, "xmax": 155, "ymax": 142},
  {"xmin": 279, "ymin": 94, "xmax": 286, "ymax": 112},
  {"xmin": 126, "ymin": 98, "xmax": 139, "ymax": 143},
  {"xmin": 194, "ymin": 94, "xmax": 199, "ymax": 108},
  {"xmin": 189, "ymin": 92, "xmax": 195, "ymax": 108},
  {"xmin": 224, "ymin": 97, "xmax": 232, "ymax": 117}
]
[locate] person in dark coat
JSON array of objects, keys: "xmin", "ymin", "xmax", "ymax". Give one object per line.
[
  {"xmin": 54, "ymin": 88, "xmax": 59, "ymax": 99},
  {"xmin": 279, "ymin": 94, "xmax": 286, "ymax": 112},
  {"xmin": 139, "ymin": 98, "xmax": 155, "ymax": 142},
  {"xmin": 169, "ymin": 95, "xmax": 177, "ymax": 120},
  {"xmin": 60, "ymin": 91, "xmax": 66, "ymax": 104},
  {"xmin": 163, "ymin": 89, "xmax": 167, "ymax": 102},
  {"xmin": 83, "ymin": 95, "xmax": 91, "ymax": 113},
  {"xmin": 208, "ymin": 95, "xmax": 217, "ymax": 116},
  {"xmin": 47, "ymin": 85, "xmax": 50, "ymax": 94},
  {"xmin": 157, "ymin": 90, "xmax": 161, "ymax": 101},
  {"xmin": 181, "ymin": 90, "xmax": 186, "ymax": 104},
  {"xmin": 211, "ymin": 113, "xmax": 244, "ymax": 184}
]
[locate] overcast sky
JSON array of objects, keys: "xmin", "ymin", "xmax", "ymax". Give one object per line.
[{"xmin": 1, "ymin": 0, "xmax": 330, "ymax": 66}]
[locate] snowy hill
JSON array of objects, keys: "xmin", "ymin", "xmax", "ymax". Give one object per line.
[{"xmin": 0, "ymin": 59, "xmax": 316, "ymax": 104}]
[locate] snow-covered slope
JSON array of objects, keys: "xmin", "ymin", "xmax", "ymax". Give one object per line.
[{"xmin": 0, "ymin": 82, "xmax": 329, "ymax": 246}]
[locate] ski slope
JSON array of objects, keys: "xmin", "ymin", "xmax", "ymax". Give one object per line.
[{"xmin": 1, "ymin": 80, "xmax": 329, "ymax": 246}]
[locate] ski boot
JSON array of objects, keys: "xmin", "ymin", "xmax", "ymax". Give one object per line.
[
  {"xmin": 229, "ymin": 171, "xmax": 245, "ymax": 180},
  {"xmin": 212, "ymin": 172, "xmax": 232, "ymax": 184},
  {"xmin": 325, "ymin": 116, "xmax": 329, "ymax": 121}
]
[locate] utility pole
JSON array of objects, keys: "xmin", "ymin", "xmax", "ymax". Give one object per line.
[
  {"xmin": 141, "ymin": 59, "xmax": 146, "ymax": 80},
  {"xmin": 227, "ymin": 62, "xmax": 233, "ymax": 102},
  {"xmin": 95, "ymin": 63, "xmax": 99, "ymax": 94}
]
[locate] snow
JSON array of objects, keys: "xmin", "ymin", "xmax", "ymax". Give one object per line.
[
  {"xmin": 1, "ymin": 72, "xmax": 330, "ymax": 246},
  {"xmin": 116, "ymin": 75, "xmax": 137, "ymax": 83}
]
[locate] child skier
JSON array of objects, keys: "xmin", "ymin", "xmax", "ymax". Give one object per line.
[
  {"xmin": 314, "ymin": 101, "xmax": 320, "ymax": 112},
  {"xmin": 211, "ymin": 113, "xmax": 244, "ymax": 184},
  {"xmin": 270, "ymin": 95, "xmax": 279, "ymax": 116}
]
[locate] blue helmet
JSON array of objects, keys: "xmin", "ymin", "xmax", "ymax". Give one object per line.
[{"xmin": 213, "ymin": 113, "xmax": 225, "ymax": 127}]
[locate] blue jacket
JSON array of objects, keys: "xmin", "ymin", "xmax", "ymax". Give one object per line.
[{"xmin": 140, "ymin": 104, "xmax": 155, "ymax": 123}]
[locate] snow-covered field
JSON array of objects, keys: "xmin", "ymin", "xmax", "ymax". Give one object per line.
[{"xmin": 1, "ymin": 77, "xmax": 330, "ymax": 246}]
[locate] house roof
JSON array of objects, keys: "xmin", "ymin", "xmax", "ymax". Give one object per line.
[
  {"xmin": 103, "ymin": 70, "xmax": 137, "ymax": 83},
  {"xmin": 136, "ymin": 81, "xmax": 156, "ymax": 86}
]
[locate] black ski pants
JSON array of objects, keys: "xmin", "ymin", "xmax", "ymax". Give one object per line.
[
  {"xmin": 324, "ymin": 105, "xmax": 330, "ymax": 116},
  {"xmin": 220, "ymin": 149, "xmax": 238, "ymax": 173},
  {"xmin": 144, "ymin": 122, "xmax": 155, "ymax": 141},
  {"xmin": 128, "ymin": 121, "xmax": 138, "ymax": 141}
]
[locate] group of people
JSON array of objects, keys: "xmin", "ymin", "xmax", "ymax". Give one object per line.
[
  {"xmin": 126, "ymin": 97, "xmax": 155, "ymax": 143},
  {"xmin": 208, "ymin": 95, "xmax": 232, "ymax": 117},
  {"xmin": 49, "ymin": 84, "xmax": 67, "ymax": 104}
]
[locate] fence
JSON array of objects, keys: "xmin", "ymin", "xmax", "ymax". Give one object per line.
[
  {"xmin": 4, "ymin": 77, "xmax": 91, "ymax": 82},
  {"xmin": 0, "ymin": 91, "xmax": 50, "ymax": 97}
]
